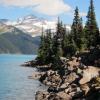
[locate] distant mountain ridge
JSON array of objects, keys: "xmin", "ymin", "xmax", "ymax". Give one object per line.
[
  {"xmin": 0, "ymin": 15, "xmax": 71, "ymax": 37},
  {"xmin": 0, "ymin": 15, "xmax": 71, "ymax": 54},
  {"xmin": 0, "ymin": 23, "xmax": 40, "ymax": 54}
]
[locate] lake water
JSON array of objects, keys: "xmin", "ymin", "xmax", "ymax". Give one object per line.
[{"xmin": 0, "ymin": 54, "xmax": 46, "ymax": 100}]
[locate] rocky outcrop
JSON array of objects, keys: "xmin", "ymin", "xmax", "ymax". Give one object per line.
[
  {"xmin": 23, "ymin": 56, "xmax": 100, "ymax": 100},
  {"xmin": 79, "ymin": 66, "xmax": 100, "ymax": 84},
  {"xmin": 35, "ymin": 57, "xmax": 100, "ymax": 100}
]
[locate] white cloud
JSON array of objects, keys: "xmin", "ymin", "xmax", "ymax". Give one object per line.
[
  {"xmin": 0, "ymin": 0, "xmax": 72, "ymax": 15},
  {"xmin": 0, "ymin": 0, "xmax": 37, "ymax": 7},
  {"xmin": 33, "ymin": 0, "xmax": 72, "ymax": 15},
  {"xmin": 79, "ymin": 12, "xmax": 87, "ymax": 17}
]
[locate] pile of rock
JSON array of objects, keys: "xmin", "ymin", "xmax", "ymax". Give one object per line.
[{"xmin": 35, "ymin": 57, "xmax": 100, "ymax": 100}]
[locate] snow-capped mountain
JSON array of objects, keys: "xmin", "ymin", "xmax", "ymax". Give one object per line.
[{"xmin": 0, "ymin": 15, "xmax": 71, "ymax": 37}]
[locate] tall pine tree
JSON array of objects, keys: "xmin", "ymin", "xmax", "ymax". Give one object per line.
[
  {"xmin": 84, "ymin": 0, "xmax": 99, "ymax": 48},
  {"xmin": 56, "ymin": 17, "xmax": 64, "ymax": 56},
  {"xmin": 71, "ymin": 7, "xmax": 84, "ymax": 51},
  {"xmin": 36, "ymin": 27, "xmax": 46, "ymax": 64},
  {"xmin": 36, "ymin": 28, "xmax": 53, "ymax": 64}
]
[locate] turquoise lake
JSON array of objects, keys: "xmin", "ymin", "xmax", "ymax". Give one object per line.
[{"xmin": 0, "ymin": 54, "xmax": 45, "ymax": 100}]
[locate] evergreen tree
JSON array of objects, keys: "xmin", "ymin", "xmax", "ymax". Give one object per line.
[
  {"xmin": 61, "ymin": 25, "xmax": 67, "ymax": 56},
  {"xmin": 36, "ymin": 27, "xmax": 46, "ymax": 64},
  {"xmin": 71, "ymin": 7, "xmax": 85, "ymax": 51},
  {"xmin": 63, "ymin": 33, "xmax": 77, "ymax": 58},
  {"xmin": 56, "ymin": 17, "xmax": 64, "ymax": 56},
  {"xmin": 48, "ymin": 18, "xmax": 64, "ymax": 69},
  {"xmin": 42, "ymin": 29, "xmax": 52, "ymax": 64},
  {"xmin": 77, "ymin": 17, "xmax": 86, "ymax": 50},
  {"xmin": 36, "ymin": 18, "xmax": 64, "ymax": 66},
  {"xmin": 36, "ymin": 28, "xmax": 53, "ymax": 64},
  {"xmin": 84, "ymin": 0, "xmax": 99, "ymax": 48}
]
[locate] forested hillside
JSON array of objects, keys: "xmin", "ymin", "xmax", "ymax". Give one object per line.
[{"xmin": 0, "ymin": 24, "xmax": 40, "ymax": 54}]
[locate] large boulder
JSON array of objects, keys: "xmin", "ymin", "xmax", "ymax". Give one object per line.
[{"xmin": 79, "ymin": 66, "xmax": 100, "ymax": 84}]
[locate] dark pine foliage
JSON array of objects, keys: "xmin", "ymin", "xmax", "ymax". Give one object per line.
[
  {"xmin": 35, "ymin": 0, "xmax": 100, "ymax": 68},
  {"xmin": 71, "ymin": 7, "xmax": 85, "ymax": 51},
  {"xmin": 84, "ymin": 0, "xmax": 99, "ymax": 48}
]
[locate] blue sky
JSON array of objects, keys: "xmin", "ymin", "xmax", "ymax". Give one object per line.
[{"xmin": 0, "ymin": 0, "xmax": 99, "ymax": 26}]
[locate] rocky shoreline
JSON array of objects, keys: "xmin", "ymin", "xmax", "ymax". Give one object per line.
[{"xmin": 23, "ymin": 57, "xmax": 100, "ymax": 100}]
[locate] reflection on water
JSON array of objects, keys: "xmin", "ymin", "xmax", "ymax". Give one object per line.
[{"xmin": 0, "ymin": 54, "xmax": 46, "ymax": 100}]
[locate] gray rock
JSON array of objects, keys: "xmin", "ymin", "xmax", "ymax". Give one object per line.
[
  {"xmin": 35, "ymin": 91, "xmax": 49, "ymax": 100},
  {"xmin": 64, "ymin": 72, "xmax": 79, "ymax": 84},
  {"xmin": 57, "ymin": 91, "xmax": 72, "ymax": 100}
]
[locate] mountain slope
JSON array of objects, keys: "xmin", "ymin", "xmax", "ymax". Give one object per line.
[
  {"xmin": 0, "ymin": 36, "xmax": 20, "ymax": 53},
  {"xmin": 0, "ymin": 24, "xmax": 40, "ymax": 54},
  {"xmin": 0, "ymin": 15, "xmax": 71, "ymax": 37},
  {"xmin": 0, "ymin": 15, "xmax": 71, "ymax": 54}
]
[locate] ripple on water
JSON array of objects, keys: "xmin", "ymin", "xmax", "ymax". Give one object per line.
[{"xmin": 0, "ymin": 54, "xmax": 47, "ymax": 100}]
